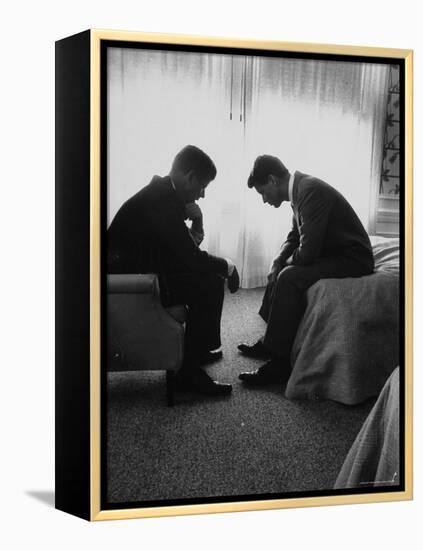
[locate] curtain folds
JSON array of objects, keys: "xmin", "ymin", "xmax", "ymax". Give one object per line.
[{"xmin": 108, "ymin": 48, "xmax": 389, "ymax": 288}]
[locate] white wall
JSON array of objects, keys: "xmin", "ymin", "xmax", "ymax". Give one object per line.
[{"xmin": 1, "ymin": 1, "xmax": 421, "ymax": 548}]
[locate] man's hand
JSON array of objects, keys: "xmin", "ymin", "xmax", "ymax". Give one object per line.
[
  {"xmin": 185, "ymin": 202, "xmax": 203, "ymax": 221},
  {"xmin": 267, "ymin": 261, "xmax": 283, "ymax": 284},
  {"xmin": 185, "ymin": 202, "xmax": 204, "ymax": 245},
  {"xmin": 267, "ymin": 256, "xmax": 294, "ymax": 283},
  {"xmin": 228, "ymin": 266, "xmax": 240, "ymax": 293}
]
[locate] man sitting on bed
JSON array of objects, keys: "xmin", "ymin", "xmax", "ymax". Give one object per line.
[{"xmin": 238, "ymin": 155, "xmax": 374, "ymax": 386}]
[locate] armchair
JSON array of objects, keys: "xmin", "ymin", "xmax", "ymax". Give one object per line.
[{"xmin": 107, "ymin": 274, "xmax": 186, "ymax": 405}]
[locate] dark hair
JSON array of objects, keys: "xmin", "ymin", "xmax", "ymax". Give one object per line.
[
  {"xmin": 247, "ymin": 155, "xmax": 289, "ymax": 188},
  {"xmin": 171, "ymin": 145, "xmax": 217, "ymax": 181}
]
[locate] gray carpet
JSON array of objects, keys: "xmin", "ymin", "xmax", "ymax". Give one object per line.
[{"xmin": 107, "ymin": 288, "xmax": 374, "ymax": 504}]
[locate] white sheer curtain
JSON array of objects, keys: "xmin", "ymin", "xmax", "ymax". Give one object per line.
[
  {"xmin": 237, "ymin": 57, "xmax": 389, "ymax": 286},
  {"xmin": 107, "ymin": 48, "xmax": 388, "ymax": 288},
  {"xmin": 107, "ymin": 48, "xmax": 234, "ymax": 222}
]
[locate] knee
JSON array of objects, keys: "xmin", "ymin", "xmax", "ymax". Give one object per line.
[{"xmin": 276, "ymin": 266, "xmax": 298, "ymax": 287}]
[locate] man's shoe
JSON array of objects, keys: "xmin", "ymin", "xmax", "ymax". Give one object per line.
[
  {"xmin": 237, "ymin": 339, "xmax": 270, "ymax": 360},
  {"xmin": 239, "ymin": 360, "xmax": 290, "ymax": 386},
  {"xmin": 197, "ymin": 350, "xmax": 223, "ymax": 367},
  {"xmin": 176, "ymin": 368, "xmax": 232, "ymax": 396}
]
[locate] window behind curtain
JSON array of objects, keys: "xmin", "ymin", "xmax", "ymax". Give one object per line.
[{"xmin": 107, "ymin": 48, "xmax": 389, "ymax": 288}]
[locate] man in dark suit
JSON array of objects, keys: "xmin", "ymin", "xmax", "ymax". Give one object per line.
[
  {"xmin": 108, "ymin": 145, "xmax": 240, "ymax": 397},
  {"xmin": 238, "ymin": 155, "xmax": 374, "ymax": 386}
]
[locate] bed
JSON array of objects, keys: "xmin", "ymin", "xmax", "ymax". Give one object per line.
[
  {"xmin": 285, "ymin": 236, "xmax": 400, "ymax": 405},
  {"xmin": 334, "ymin": 366, "xmax": 400, "ymax": 489}
]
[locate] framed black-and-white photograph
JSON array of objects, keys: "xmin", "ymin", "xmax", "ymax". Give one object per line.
[{"xmin": 55, "ymin": 29, "xmax": 413, "ymax": 521}]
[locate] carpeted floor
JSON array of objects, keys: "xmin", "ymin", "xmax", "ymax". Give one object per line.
[{"xmin": 106, "ymin": 287, "xmax": 375, "ymax": 505}]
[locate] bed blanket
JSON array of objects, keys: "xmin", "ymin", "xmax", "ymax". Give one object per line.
[
  {"xmin": 285, "ymin": 237, "xmax": 400, "ymax": 405},
  {"xmin": 334, "ymin": 366, "xmax": 400, "ymax": 488}
]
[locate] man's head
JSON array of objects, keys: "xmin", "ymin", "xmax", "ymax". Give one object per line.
[
  {"xmin": 247, "ymin": 155, "xmax": 290, "ymax": 207},
  {"xmin": 170, "ymin": 145, "xmax": 217, "ymax": 203}
]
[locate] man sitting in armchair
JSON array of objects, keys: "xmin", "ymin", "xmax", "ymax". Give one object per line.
[{"xmin": 108, "ymin": 145, "xmax": 240, "ymax": 397}]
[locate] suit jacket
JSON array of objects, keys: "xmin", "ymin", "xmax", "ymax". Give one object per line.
[
  {"xmin": 275, "ymin": 171, "xmax": 374, "ymax": 270},
  {"xmin": 107, "ymin": 176, "xmax": 228, "ymax": 278}
]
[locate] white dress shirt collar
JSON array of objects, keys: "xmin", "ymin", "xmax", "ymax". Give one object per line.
[{"xmin": 288, "ymin": 171, "xmax": 295, "ymax": 204}]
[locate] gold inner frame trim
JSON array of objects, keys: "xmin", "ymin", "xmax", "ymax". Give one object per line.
[
  {"xmin": 90, "ymin": 29, "xmax": 102, "ymax": 521},
  {"xmin": 89, "ymin": 29, "xmax": 413, "ymax": 521}
]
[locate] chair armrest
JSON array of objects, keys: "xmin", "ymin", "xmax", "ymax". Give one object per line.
[
  {"xmin": 107, "ymin": 273, "xmax": 159, "ymax": 295},
  {"xmin": 107, "ymin": 273, "xmax": 185, "ymax": 372}
]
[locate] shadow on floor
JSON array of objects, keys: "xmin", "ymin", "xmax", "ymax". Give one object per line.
[{"xmin": 26, "ymin": 490, "xmax": 55, "ymax": 508}]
